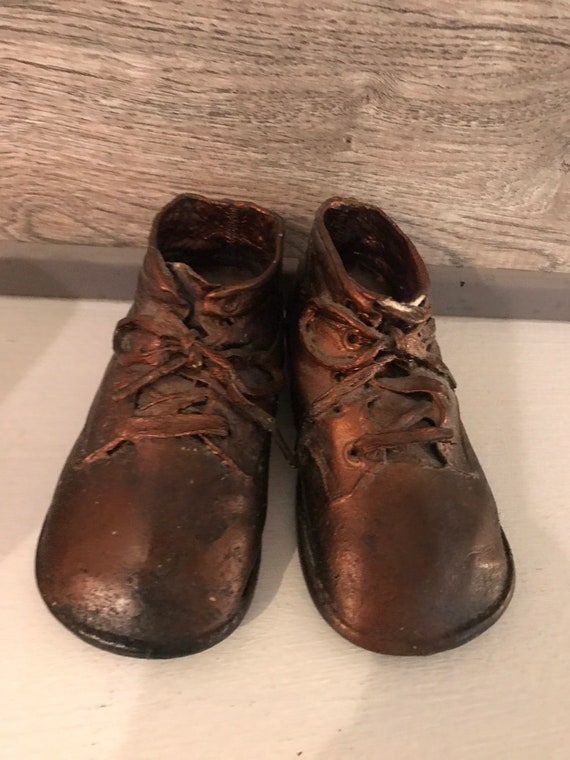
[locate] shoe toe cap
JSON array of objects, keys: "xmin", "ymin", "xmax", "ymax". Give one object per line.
[
  {"xmin": 36, "ymin": 547, "xmax": 256, "ymax": 657},
  {"xmin": 36, "ymin": 451, "xmax": 261, "ymax": 657},
  {"xmin": 303, "ymin": 466, "xmax": 515, "ymax": 655},
  {"xmin": 323, "ymin": 531, "xmax": 514, "ymax": 655}
]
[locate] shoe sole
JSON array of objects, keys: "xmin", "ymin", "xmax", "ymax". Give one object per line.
[{"xmin": 296, "ymin": 479, "xmax": 516, "ymax": 656}]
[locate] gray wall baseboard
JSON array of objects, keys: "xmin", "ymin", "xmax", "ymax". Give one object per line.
[{"xmin": 1, "ymin": 242, "xmax": 568, "ymax": 322}]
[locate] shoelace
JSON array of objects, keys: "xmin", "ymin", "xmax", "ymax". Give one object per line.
[
  {"xmin": 299, "ymin": 297, "xmax": 455, "ymax": 460},
  {"xmin": 83, "ymin": 308, "xmax": 282, "ymax": 466}
]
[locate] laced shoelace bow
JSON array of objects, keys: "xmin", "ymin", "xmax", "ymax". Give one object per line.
[
  {"xmin": 299, "ymin": 297, "xmax": 456, "ymax": 460},
  {"xmin": 83, "ymin": 307, "xmax": 282, "ymax": 466}
]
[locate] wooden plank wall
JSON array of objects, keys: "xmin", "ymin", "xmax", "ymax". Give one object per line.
[{"xmin": 1, "ymin": 1, "xmax": 568, "ymax": 271}]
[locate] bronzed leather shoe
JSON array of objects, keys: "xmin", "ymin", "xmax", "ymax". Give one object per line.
[
  {"xmin": 289, "ymin": 197, "xmax": 514, "ymax": 655},
  {"xmin": 36, "ymin": 193, "xmax": 284, "ymax": 657}
]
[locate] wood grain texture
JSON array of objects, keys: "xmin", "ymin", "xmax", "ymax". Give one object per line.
[{"xmin": 0, "ymin": 1, "xmax": 569, "ymax": 270}]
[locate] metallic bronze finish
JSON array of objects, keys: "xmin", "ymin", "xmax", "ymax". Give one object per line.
[
  {"xmin": 36, "ymin": 193, "xmax": 284, "ymax": 657},
  {"xmin": 289, "ymin": 197, "xmax": 514, "ymax": 655}
]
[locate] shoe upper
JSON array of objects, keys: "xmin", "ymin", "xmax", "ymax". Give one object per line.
[
  {"xmin": 290, "ymin": 197, "xmax": 514, "ymax": 655},
  {"xmin": 36, "ymin": 194, "xmax": 284, "ymax": 656}
]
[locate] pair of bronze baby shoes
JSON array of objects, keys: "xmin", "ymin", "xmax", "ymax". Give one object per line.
[{"xmin": 36, "ymin": 193, "xmax": 514, "ymax": 658}]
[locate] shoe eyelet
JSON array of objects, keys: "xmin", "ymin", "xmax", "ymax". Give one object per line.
[
  {"xmin": 221, "ymin": 296, "xmax": 240, "ymax": 314},
  {"xmin": 334, "ymin": 371, "xmax": 344, "ymax": 382},
  {"xmin": 343, "ymin": 441, "xmax": 368, "ymax": 467}
]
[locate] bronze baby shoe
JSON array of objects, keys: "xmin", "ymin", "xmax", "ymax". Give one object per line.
[
  {"xmin": 36, "ymin": 193, "xmax": 284, "ymax": 657},
  {"xmin": 289, "ymin": 197, "xmax": 514, "ymax": 655}
]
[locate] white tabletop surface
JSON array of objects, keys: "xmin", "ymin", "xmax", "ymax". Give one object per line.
[{"xmin": 1, "ymin": 296, "xmax": 569, "ymax": 760}]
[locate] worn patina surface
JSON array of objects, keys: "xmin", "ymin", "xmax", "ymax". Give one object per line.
[{"xmin": 36, "ymin": 193, "xmax": 284, "ymax": 657}]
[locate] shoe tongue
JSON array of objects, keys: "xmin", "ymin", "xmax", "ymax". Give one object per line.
[
  {"xmin": 373, "ymin": 291, "xmax": 428, "ymax": 324},
  {"xmin": 331, "ymin": 273, "xmax": 428, "ymax": 327},
  {"xmin": 167, "ymin": 260, "xmax": 213, "ymax": 303},
  {"xmin": 168, "ymin": 260, "xmax": 268, "ymax": 328},
  {"xmin": 312, "ymin": 240, "xmax": 428, "ymax": 328},
  {"xmin": 342, "ymin": 246, "xmax": 429, "ymax": 323},
  {"xmin": 138, "ymin": 244, "xmax": 238, "ymax": 307}
]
